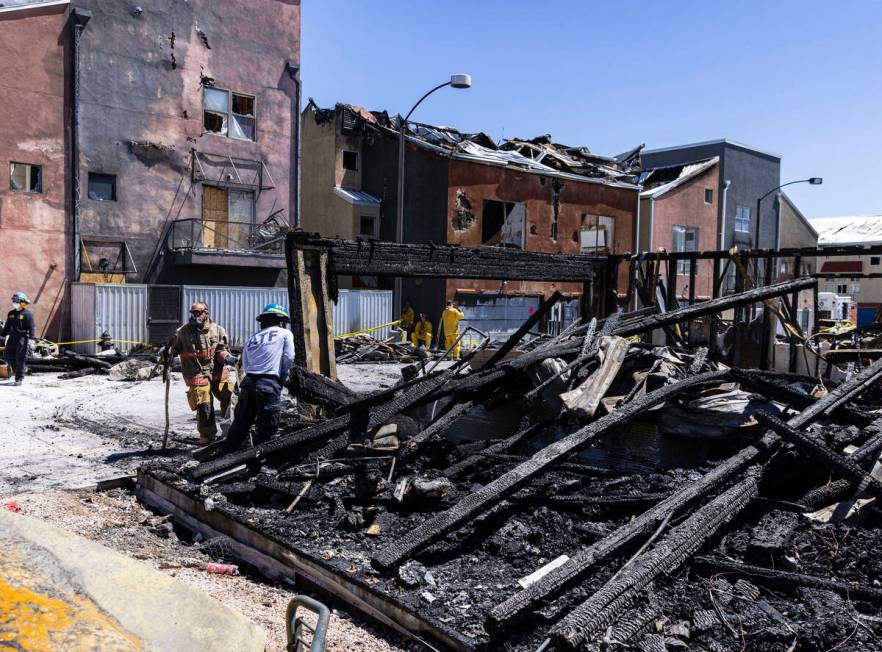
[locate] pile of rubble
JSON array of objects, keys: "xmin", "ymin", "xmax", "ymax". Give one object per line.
[{"xmin": 145, "ymin": 278, "xmax": 882, "ymax": 651}]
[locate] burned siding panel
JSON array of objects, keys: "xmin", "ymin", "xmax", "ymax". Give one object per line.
[
  {"xmin": 446, "ymin": 159, "xmax": 636, "ymax": 299},
  {"xmin": 75, "ymin": 0, "xmax": 300, "ymax": 285},
  {"xmin": 0, "ymin": 5, "xmax": 69, "ymax": 338}
]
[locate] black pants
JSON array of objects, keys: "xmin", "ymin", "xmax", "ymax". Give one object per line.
[
  {"xmin": 223, "ymin": 376, "xmax": 282, "ymax": 453},
  {"xmin": 4, "ymin": 339, "xmax": 27, "ymax": 381}
]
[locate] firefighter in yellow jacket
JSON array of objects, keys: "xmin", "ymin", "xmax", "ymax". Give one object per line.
[
  {"xmin": 400, "ymin": 302, "xmax": 415, "ymax": 342},
  {"xmin": 441, "ymin": 300, "xmax": 465, "ymax": 359},
  {"xmin": 168, "ymin": 302, "xmax": 236, "ymax": 444},
  {"xmin": 411, "ymin": 313, "xmax": 433, "ymax": 348}
]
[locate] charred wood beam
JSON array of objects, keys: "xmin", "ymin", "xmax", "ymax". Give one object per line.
[
  {"xmin": 755, "ymin": 411, "xmax": 882, "ymax": 501},
  {"xmin": 487, "ymin": 357, "xmax": 882, "ymax": 631},
  {"xmin": 371, "ymin": 370, "xmax": 732, "ymax": 571},
  {"xmin": 800, "ymin": 428, "xmax": 882, "ymax": 509},
  {"xmin": 192, "ymin": 363, "xmax": 461, "ymax": 481},
  {"xmin": 443, "ymin": 418, "xmax": 558, "ymax": 478},
  {"xmin": 287, "ymin": 366, "xmax": 359, "ymax": 413},
  {"xmin": 613, "ymin": 278, "xmax": 815, "ymax": 338},
  {"xmin": 694, "ymin": 556, "xmax": 882, "ymax": 604},
  {"xmin": 289, "ymin": 233, "xmax": 602, "ymax": 282},
  {"xmin": 483, "ymin": 291, "xmax": 562, "ymax": 368},
  {"xmin": 549, "ymin": 475, "xmax": 759, "ymax": 649}
]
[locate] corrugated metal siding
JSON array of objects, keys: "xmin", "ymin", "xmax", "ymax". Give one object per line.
[
  {"xmin": 70, "ymin": 283, "xmax": 96, "ymax": 354},
  {"xmin": 70, "ymin": 284, "xmax": 147, "ymax": 354},
  {"xmin": 352, "ymin": 290, "xmax": 393, "ymax": 339},
  {"xmin": 96, "ymin": 285, "xmax": 148, "ymax": 353},
  {"xmin": 458, "ymin": 294, "xmax": 542, "ymax": 342},
  {"xmin": 182, "ymin": 286, "xmax": 288, "ymax": 349}
]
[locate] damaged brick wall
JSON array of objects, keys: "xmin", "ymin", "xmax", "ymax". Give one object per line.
[
  {"xmin": 446, "ymin": 159, "xmax": 637, "ymax": 300},
  {"xmin": 75, "ymin": 0, "xmax": 300, "ymax": 285},
  {"xmin": 0, "ymin": 4, "xmax": 70, "ymax": 339}
]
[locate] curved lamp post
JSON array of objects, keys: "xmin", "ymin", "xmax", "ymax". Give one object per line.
[
  {"xmin": 394, "ymin": 74, "xmax": 472, "ymax": 313},
  {"xmin": 754, "ymin": 177, "xmax": 822, "ymax": 248}
]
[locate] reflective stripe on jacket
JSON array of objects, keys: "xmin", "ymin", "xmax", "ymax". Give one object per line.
[{"xmin": 170, "ymin": 320, "xmax": 230, "ymax": 386}]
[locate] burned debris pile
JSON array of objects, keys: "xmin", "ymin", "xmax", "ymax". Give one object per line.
[{"xmin": 148, "ymin": 277, "xmax": 882, "ymax": 651}]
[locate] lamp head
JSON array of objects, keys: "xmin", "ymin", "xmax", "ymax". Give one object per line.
[
  {"xmin": 809, "ymin": 177, "xmax": 823, "ymax": 185},
  {"xmin": 450, "ymin": 74, "xmax": 472, "ymax": 89}
]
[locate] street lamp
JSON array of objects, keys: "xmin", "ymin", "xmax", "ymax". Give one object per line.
[
  {"xmin": 754, "ymin": 177, "xmax": 823, "ymax": 248},
  {"xmin": 394, "ymin": 74, "xmax": 472, "ymax": 314}
]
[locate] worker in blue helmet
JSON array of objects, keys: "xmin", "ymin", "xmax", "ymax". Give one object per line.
[
  {"xmin": 221, "ymin": 304, "xmax": 295, "ymax": 453},
  {"xmin": 2, "ymin": 292, "xmax": 35, "ymax": 385}
]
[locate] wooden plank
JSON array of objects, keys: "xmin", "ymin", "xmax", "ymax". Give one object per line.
[{"xmin": 136, "ymin": 471, "xmax": 470, "ymax": 652}]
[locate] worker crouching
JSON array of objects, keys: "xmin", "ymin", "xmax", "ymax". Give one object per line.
[
  {"xmin": 168, "ymin": 302, "xmax": 235, "ymax": 444},
  {"xmin": 411, "ymin": 313, "xmax": 433, "ymax": 348},
  {"xmin": 222, "ymin": 304, "xmax": 295, "ymax": 454}
]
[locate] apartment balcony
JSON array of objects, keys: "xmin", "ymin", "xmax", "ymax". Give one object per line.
[{"xmin": 166, "ymin": 218, "xmax": 287, "ymax": 269}]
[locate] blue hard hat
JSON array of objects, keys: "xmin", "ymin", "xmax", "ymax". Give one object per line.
[
  {"xmin": 12, "ymin": 292, "xmax": 29, "ymax": 304},
  {"xmin": 258, "ymin": 303, "xmax": 290, "ymax": 321}
]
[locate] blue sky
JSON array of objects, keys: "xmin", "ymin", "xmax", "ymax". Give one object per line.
[{"xmin": 302, "ymin": 1, "xmax": 881, "ymax": 219}]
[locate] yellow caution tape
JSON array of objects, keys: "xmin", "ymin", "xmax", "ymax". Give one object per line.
[
  {"xmin": 45, "ymin": 338, "xmax": 154, "ymax": 347},
  {"xmin": 335, "ymin": 320, "xmax": 402, "ymax": 340}
]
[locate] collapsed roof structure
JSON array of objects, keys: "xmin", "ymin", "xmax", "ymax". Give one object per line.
[{"xmin": 307, "ymin": 100, "xmax": 644, "ymax": 187}]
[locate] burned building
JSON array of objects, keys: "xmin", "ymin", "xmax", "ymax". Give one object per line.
[
  {"xmin": 0, "ymin": 0, "xmax": 300, "ymax": 339},
  {"xmin": 301, "ymin": 102, "xmax": 641, "ymax": 334}
]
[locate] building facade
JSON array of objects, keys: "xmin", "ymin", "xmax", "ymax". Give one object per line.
[
  {"xmin": 638, "ymin": 158, "xmax": 719, "ymax": 300},
  {"xmin": 0, "ymin": 0, "xmax": 300, "ymax": 340},
  {"xmin": 811, "ymin": 215, "xmax": 882, "ymax": 327},
  {"xmin": 301, "ymin": 103, "xmax": 641, "ymax": 332}
]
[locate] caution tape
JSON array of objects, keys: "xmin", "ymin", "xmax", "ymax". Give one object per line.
[
  {"xmin": 45, "ymin": 338, "xmax": 154, "ymax": 347},
  {"xmin": 335, "ymin": 320, "xmax": 402, "ymax": 340}
]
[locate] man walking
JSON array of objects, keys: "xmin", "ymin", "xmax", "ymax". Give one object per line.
[
  {"xmin": 2, "ymin": 292, "xmax": 35, "ymax": 385},
  {"xmin": 222, "ymin": 304, "xmax": 294, "ymax": 454},
  {"xmin": 167, "ymin": 302, "xmax": 235, "ymax": 444}
]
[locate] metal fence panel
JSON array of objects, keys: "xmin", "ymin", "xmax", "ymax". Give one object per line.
[
  {"xmin": 333, "ymin": 289, "xmax": 351, "ymax": 337},
  {"xmin": 354, "ymin": 290, "xmax": 393, "ymax": 340},
  {"xmin": 70, "ymin": 283, "xmax": 96, "ymax": 354},
  {"xmin": 182, "ymin": 286, "xmax": 288, "ymax": 349},
  {"xmin": 95, "ymin": 284, "xmax": 148, "ymax": 354}
]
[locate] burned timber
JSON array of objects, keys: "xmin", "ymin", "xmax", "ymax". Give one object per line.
[{"xmin": 139, "ymin": 233, "xmax": 882, "ymax": 651}]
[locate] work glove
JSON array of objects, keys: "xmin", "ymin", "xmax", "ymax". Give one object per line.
[{"xmin": 27, "ymin": 339, "xmax": 35, "ymax": 354}]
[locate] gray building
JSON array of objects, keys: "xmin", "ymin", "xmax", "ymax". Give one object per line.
[{"xmin": 642, "ymin": 139, "xmax": 781, "ymax": 253}]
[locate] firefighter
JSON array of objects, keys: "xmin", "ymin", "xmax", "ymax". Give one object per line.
[
  {"xmin": 411, "ymin": 313, "xmax": 433, "ymax": 348},
  {"xmin": 441, "ymin": 300, "xmax": 465, "ymax": 359},
  {"xmin": 167, "ymin": 302, "xmax": 235, "ymax": 444},
  {"xmin": 2, "ymin": 292, "xmax": 35, "ymax": 386},
  {"xmin": 222, "ymin": 304, "xmax": 294, "ymax": 453},
  {"xmin": 400, "ymin": 301, "xmax": 415, "ymax": 342}
]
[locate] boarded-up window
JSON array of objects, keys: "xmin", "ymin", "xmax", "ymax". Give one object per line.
[
  {"xmin": 9, "ymin": 162, "xmax": 41, "ymax": 193},
  {"xmin": 580, "ymin": 215, "xmax": 615, "ymax": 254}
]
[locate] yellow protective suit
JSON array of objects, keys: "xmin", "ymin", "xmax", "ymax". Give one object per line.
[
  {"xmin": 441, "ymin": 306, "xmax": 465, "ymax": 359},
  {"xmin": 411, "ymin": 319, "xmax": 433, "ymax": 347}
]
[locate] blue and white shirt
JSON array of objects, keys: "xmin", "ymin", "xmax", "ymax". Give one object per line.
[{"xmin": 241, "ymin": 326, "xmax": 295, "ymax": 380}]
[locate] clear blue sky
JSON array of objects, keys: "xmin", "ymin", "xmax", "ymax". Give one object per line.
[{"xmin": 302, "ymin": 1, "xmax": 881, "ymax": 219}]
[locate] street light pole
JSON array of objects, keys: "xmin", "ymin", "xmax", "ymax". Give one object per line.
[
  {"xmin": 754, "ymin": 177, "xmax": 823, "ymax": 250},
  {"xmin": 394, "ymin": 74, "xmax": 472, "ymax": 316}
]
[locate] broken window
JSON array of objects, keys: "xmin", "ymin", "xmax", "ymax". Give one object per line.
[
  {"xmin": 672, "ymin": 225, "xmax": 698, "ymax": 275},
  {"xmin": 482, "ymin": 200, "xmax": 524, "ymax": 248},
  {"xmin": 360, "ymin": 215, "xmax": 376, "ymax": 237},
  {"xmin": 342, "ymin": 150, "xmax": 358, "ymax": 171},
  {"xmin": 734, "ymin": 205, "xmax": 751, "ymax": 233},
  {"xmin": 580, "ymin": 215, "xmax": 615, "ymax": 254},
  {"xmin": 871, "ymin": 256, "xmax": 880, "ymax": 266},
  {"xmin": 704, "ymin": 188, "xmax": 713, "ymax": 204},
  {"xmin": 9, "ymin": 162, "xmax": 41, "ymax": 193},
  {"xmin": 203, "ymin": 88, "xmax": 255, "ymax": 141},
  {"xmin": 88, "ymin": 172, "xmax": 117, "ymax": 201}
]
